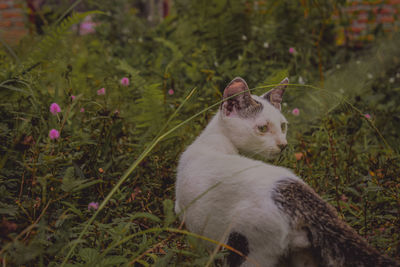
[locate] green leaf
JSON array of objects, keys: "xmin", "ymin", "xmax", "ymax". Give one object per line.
[
  {"xmin": 154, "ymin": 250, "xmax": 174, "ymax": 267},
  {"xmin": 130, "ymin": 212, "xmax": 161, "ymax": 223},
  {"xmin": 154, "ymin": 37, "xmax": 183, "ymax": 71},
  {"xmin": 73, "ymin": 180, "xmax": 103, "ymax": 192},
  {"xmin": 0, "ymin": 203, "xmax": 18, "ymax": 216},
  {"xmin": 163, "ymin": 199, "xmax": 175, "ymax": 226},
  {"xmin": 29, "ymin": 11, "xmax": 104, "ymax": 63},
  {"xmin": 61, "ymin": 167, "xmax": 102, "ymax": 192},
  {"xmin": 61, "ymin": 201, "xmax": 83, "ymax": 218},
  {"xmin": 101, "ymin": 256, "xmax": 128, "ymax": 266},
  {"xmin": 0, "ymin": 84, "xmax": 28, "ymax": 94},
  {"xmin": 116, "ymin": 60, "xmax": 146, "ymax": 89},
  {"xmin": 79, "ymin": 247, "xmax": 99, "ymax": 264}
]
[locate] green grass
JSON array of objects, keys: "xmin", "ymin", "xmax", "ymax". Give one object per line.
[{"xmin": 0, "ymin": 1, "xmax": 399, "ymax": 265}]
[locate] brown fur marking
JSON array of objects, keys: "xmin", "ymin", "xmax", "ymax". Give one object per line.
[
  {"xmin": 221, "ymin": 90, "xmax": 263, "ymax": 118},
  {"xmin": 272, "ymin": 178, "xmax": 400, "ymax": 267},
  {"xmin": 221, "ymin": 78, "xmax": 263, "ymax": 118}
]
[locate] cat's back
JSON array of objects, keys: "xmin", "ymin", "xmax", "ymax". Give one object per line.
[
  {"xmin": 179, "ymin": 142, "xmax": 293, "ymax": 181},
  {"xmin": 175, "ymin": 131, "xmax": 297, "ymax": 213}
]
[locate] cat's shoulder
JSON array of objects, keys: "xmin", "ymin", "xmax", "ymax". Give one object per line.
[{"xmin": 180, "ymin": 143, "xmax": 298, "ymax": 183}]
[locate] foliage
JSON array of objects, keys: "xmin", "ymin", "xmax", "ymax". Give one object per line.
[{"xmin": 0, "ymin": 0, "xmax": 399, "ymax": 266}]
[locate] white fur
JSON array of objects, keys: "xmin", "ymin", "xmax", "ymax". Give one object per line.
[{"xmin": 175, "ymin": 94, "xmax": 308, "ymax": 266}]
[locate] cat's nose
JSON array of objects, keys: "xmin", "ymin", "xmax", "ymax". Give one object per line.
[{"xmin": 278, "ymin": 143, "xmax": 287, "ymax": 151}]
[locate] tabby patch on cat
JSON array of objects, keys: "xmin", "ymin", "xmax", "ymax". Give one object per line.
[{"xmin": 175, "ymin": 77, "xmax": 399, "ymax": 267}]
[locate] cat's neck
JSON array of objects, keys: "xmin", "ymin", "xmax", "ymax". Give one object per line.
[{"xmin": 196, "ymin": 113, "xmax": 238, "ymax": 155}]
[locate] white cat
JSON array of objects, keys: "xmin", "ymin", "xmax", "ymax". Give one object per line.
[{"xmin": 174, "ymin": 77, "xmax": 399, "ymax": 267}]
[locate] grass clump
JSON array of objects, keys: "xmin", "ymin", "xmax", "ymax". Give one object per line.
[{"xmin": 0, "ymin": 0, "xmax": 399, "ymax": 265}]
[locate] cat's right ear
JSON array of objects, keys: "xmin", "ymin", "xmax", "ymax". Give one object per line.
[
  {"xmin": 221, "ymin": 77, "xmax": 261, "ymax": 117},
  {"xmin": 261, "ymin": 77, "xmax": 288, "ymax": 111}
]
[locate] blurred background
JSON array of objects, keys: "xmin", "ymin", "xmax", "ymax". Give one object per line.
[{"xmin": 0, "ymin": 0, "xmax": 399, "ymax": 266}]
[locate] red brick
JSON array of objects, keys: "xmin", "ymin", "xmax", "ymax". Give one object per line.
[
  {"xmin": 373, "ymin": 6, "xmax": 394, "ymax": 14},
  {"xmin": 358, "ymin": 12, "xmax": 368, "ymax": 19},
  {"xmin": 0, "ymin": 29, "xmax": 28, "ymax": 44},
  {"xmin": 2, "ymin": 12, "xmax": 23, "ymax": 19},
  {"xmin": 366, "ymin": 34, "xmax": 374, "ymax": 41},
  {"xmin": 363, "ymin": 0, "xmax": 384, "ymax": 5},
  {"xmin": 13, "ymin": 21, "xmax": 25, "ymax": 27},
  {"xmin": 0, "ymin": 3, "xmax": 8, "ymax": 9},
  {"xmin": 357, "ymin": 10, "xmax": 368, "ymax": 15},
  {"xmin": 379, "ymin": 15, "xmax": 395, "ymax": 22},
  {"xmin": 380, "ymin": 7, "xmax": 394, "ymax": 14},
  {"xmin": 351, "ymin": 26, "xmax": 365, "ymax": 33},
  {"xmin": 0, "ymin": 20, "xmax": 11, "ymax": 27}
]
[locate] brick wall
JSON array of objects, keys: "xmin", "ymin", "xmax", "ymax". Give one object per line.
[
  {"xmin": 0, "ymin": 0, "xmax": 398, "ymax": 46},
  {"xmin": 247, "ymin": 0, "xmax": 399, "ymax": 47},
  {"xmin": 0, "ymin": 0, "xmax": 27, "ymax": 44},
  {"xmin": 335, "ymin": 0, "xmax": 400, "ymax": 46}
]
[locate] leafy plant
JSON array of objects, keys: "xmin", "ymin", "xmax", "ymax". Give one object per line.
[{"xmin": 0, "ymin": 0, "xmax": 399, "ymax": 266}]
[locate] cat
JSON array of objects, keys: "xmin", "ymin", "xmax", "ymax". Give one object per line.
[{"xmin": 174, "ymin": 77, "xmax": 400, "ymax": 267}]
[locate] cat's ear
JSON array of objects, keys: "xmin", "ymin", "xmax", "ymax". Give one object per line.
[
  {"xmin": 221, "ymin": 77, "xmax": 262, "ymax": 117},
  {"xmin": 261, "ymin": 77, "xmax": 288, "ymax": 111}
]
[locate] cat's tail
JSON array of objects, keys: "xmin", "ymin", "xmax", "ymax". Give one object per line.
[{"xmin": 272, "ymin": 178, "xmax": 400, "ymax": 267}]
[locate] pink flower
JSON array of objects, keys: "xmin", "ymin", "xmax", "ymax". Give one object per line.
[
  {"xmin": 80, "ymin": 22, "xmax": 96, "ymax": 35},
  {"xmin": 80, "ymin": 108, "xmax": 85, "ymax": 113},
  {"xmin": 49, "ymin": 129, "xmax": 60, "ymax": 140},
  {"xmin": 120, "ymin": 77, "xmax": 130, "ymax": 86},
  {"xmin": 289, "ymin": 47, "xmax": 296, "ymax": 54},
  {"xmin": 364, "ymin": 114, "xmax": 371, "ymax": 119},
  {"xmin": 292, "ymin": 108, "xmax": 300, "ymax": 116},
  {"xmin": 168, "ymin": 89, "xmax": 174, "ymax": 95},
  {"xmin": 88, "ymin": 202, "xmax": 99, "ymax": 211},
  {"xmin": 79, "ymin": 16, "xmax": 97, "ymax": 35},
  {"xmin": 50, "ymin": 103, "xmax": 61, "ymax": 115},
  {"xmin": 97, "ymin": 88, "xmax": 106, "ymax": 95},
  {"xmin": 71, "ymin": 95, "xmax": 76, "ymax": 100}
]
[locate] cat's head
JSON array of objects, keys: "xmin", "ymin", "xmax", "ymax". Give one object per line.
[{"xmin": 219, "ymin": 77, "xmax": 288, "ymax": 159}]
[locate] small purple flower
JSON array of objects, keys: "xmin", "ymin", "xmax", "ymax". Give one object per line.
[
  {"xmin": 50, "ymin": 103, "xmax": 61, "ymax": 115},
  {"xmin": 120, "ymin": 77, "xmax": 130, "ymax": 86},
  {"xmin": 49, "ymin": 129, "xmax": 60, "ymax": 140},
  {"xmin": 80, "ymin": 107, "xmax": 85, "ymax": 113},
  {"xmin": 71, "ymin": 95, "xmax": 76, "ymax": 100},
  {"xmin": 289, "ymin": 47, "xmax": 296, "ymax": 54},
  {"xmin": 88, "ymin": 202, "xmax": 99, "ymax": 211},
  {"xmin": 364, "ymin": 114, "xmax": 371, "ymax": 119},
  {"xmin": 80, "ymin": 22, "xmax": 96, "ymax": 35},
  {"xmin": 292, "ymin": 108, "xmax": 300, "ymax": 116},
  {"xmin": 97, "ymin": 88, "xmax": 106, "ymax": 95},
  {"xmin": 168, "ymin": 89, "xmax": 174, "ymax": 95},
  {"xmin": 79, "ymin": 16, "xmax": 97, "ymax": 35}
]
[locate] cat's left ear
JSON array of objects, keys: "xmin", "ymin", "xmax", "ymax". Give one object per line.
[
  {"xmin": 261, "ymin": 77, "xmax": 288, "ymax": 111},
  {"xmin": 221, "ymin": 77, "xmax": 262, "ymax": 117}
]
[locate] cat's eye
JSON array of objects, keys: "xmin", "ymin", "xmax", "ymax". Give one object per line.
[
  {"xmin": 281, "ymin": 123, "xmax": 287, "ymax": 133},
  {"xmin": 258, "ymin": 125, "xmax": 269, "ymax": 133}
]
